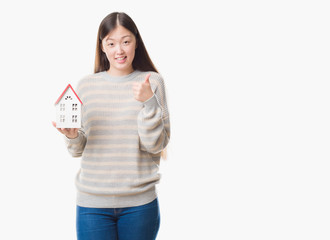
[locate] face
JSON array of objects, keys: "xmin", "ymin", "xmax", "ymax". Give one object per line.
[{"xmin": 101, "ymin": 25, "xmax": 137, "ymax": 76}]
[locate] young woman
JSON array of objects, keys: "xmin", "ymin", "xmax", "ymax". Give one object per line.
[{"xmin": 52, "ymin": 12, "xmax": 170, "ymax": 240}]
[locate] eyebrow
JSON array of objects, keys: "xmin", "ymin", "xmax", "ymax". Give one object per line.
[{"xmin": 106, "ymin": 35, "xmax": 132, "ymax": 41}]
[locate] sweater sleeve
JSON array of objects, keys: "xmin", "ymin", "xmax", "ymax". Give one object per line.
[
  {"xmin": 137, "ymin": 73, "xmax": 171, "ymax": 154},
  {"xmin": 64, "ymin": 127, "xmax": 87, "ymax": 157}
]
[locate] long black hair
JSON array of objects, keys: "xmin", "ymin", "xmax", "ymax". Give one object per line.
[{"xmin": 94, "ymin": 12, "xmax": 158, "ymax": 74}]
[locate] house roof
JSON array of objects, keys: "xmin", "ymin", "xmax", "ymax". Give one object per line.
[{"xmin": 55, "ymin": 84, "xmax": 83, "ymax": 105}]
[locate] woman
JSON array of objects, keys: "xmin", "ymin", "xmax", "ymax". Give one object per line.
[{"xmin": 52, "ymin": 12, "xmax": 170, "ymax": 240}]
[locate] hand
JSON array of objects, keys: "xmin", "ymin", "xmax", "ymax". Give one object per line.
[
  {"xmin": 52, "ymin": 121, "xmax": 79, "ymax": 139},
  {"xmin": 132, "ymin": 73, "xmax": 154, "ymax": 102}
]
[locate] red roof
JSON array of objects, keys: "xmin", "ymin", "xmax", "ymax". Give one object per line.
[{"xmin": 55, "ymin": 84, "xmax": 83, "ymax": 105}]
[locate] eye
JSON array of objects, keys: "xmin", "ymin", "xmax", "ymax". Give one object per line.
[
  {"xmin": 123, "ymin": 41, "xmax": 130, "ymax": 45},
  {"xmin": 108, "ymin": 42, "xmax": 114, "ymax": 47}
]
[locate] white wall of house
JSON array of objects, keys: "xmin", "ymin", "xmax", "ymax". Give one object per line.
[{"xmin": 55, "ymin": 87, "xmax": 81, "ymax": 128}]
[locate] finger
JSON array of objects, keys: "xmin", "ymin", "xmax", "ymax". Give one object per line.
[
  {"xmin": 52, "ymin": 121, "xmax": 65, "ymax": 134},
  {"xmin": 132, "ymin": 85, "xmax": 138, "ymax": 91},
  {"xmin": 61, "ymin": 128, "xmax": 69, "ymax": 135},
  {"xmin": 132, "ymin": 88, "xmax": 140, "ymax": 96},
  {"xmin": 132, "ymin": 82, "xmax": 141, "ymax": 89},
  {"xmin": 144, "ymin": 73, "xmax": 151, "ymax": 84},
  {"xmin": 70, "ymin": 128, "xmax": 78, "ymax": 135}
]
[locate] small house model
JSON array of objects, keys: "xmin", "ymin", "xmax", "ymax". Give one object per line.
[{"xmin": 55, "ymin": 84, "xmax": 82, "ymax": 128}]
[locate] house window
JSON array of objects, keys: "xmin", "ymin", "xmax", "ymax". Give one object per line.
[
  {"xmin": 60, "ymin": 115, "xmax": 65, "ymax": 122},
  {"xmin": 60, "ymin": 104, "xmax": 65, "ymax": 111},
  {"xmin": 72, "ymin": 103, "xmax": 77, "ymax": 111},
  {"xmin": 72, "ymin": 115, "xmax": 77, "ymax": 123}
]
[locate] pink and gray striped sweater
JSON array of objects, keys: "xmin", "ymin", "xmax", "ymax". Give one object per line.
[{"xmin": 65, "ymin": 70, "xmax": 170, "ymax": 208}]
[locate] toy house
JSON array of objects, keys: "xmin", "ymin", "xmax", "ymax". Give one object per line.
[{"xmin": 55, "ymin": 84, "xmax": 82, "ymax": 128}]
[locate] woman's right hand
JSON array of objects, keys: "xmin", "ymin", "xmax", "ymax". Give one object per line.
[{"xmin": 52, "ymin": 121, "xmax": 79, "ymax": 139}]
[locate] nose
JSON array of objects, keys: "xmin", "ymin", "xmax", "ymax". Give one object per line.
[{"xmin": 116, "ymin": 44, "xmax": 124, "ymax": 54}]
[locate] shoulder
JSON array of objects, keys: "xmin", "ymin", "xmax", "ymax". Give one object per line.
[
  {"xmin": 78, "ymin": 72, "xmax": 104, "ymax": 85},
  {"xmin": 76, "ymin": 72, "xmax": 105, "ymax": 92},
  {"xmin": 148, "ymin": 71, "xmax": 164, "ymax": 82}
]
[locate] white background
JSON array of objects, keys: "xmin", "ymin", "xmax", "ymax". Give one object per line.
[{"xmin": 0, "ymin": 0, "xmax": 329, "ymax": 239}]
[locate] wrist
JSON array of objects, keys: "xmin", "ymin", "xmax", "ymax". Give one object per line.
[{"xmin": 66, "ymin": 133, "xmax": 79, "ymax": 140}]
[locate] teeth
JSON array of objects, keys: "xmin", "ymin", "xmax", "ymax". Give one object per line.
[{"xmin": 117, "ymin": 57, "xmax": 125, "ymax": 60}]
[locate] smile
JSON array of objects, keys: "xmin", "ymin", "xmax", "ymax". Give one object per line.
[{"xmin": 116, "ymin": 56, "xmax": 127, "ymax": 61}]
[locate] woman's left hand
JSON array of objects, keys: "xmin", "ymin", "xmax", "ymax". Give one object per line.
[{"xmin": 132, "ymin": 73, "xmax": 154, "ymax": 102}]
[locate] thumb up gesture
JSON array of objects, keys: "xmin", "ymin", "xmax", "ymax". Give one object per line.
[{"xmin": 132, "ymin": 73, "xmax": 154, "ymax": 102}]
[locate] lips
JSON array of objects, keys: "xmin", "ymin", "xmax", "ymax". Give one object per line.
[{"xmin": 115, "ymin": 56, "xmax": 127, "ymax": 63}]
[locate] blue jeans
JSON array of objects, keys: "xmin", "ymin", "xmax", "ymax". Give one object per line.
[{"xmin": 76, "ymin": 198, "xmax": 160, "ymax": 240}]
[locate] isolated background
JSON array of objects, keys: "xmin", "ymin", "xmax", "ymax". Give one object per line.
[{"xmin": 0, "ymin": 0, "xmax": 329, "ymax": 239}]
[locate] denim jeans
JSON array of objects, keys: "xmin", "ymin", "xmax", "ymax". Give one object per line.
[{"xmin": 76, "ymin": 198, "xmax": 160, "ymax": 240}]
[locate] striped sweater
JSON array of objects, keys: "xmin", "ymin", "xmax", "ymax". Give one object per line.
[{"xmin": 64, "ymin": 70, "xmax": 170, "ymax": 208}]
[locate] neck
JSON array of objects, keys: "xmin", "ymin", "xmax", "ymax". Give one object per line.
[{"xmin": 107, "ymin": 67, "xmax": 134, "ymax": 77}]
